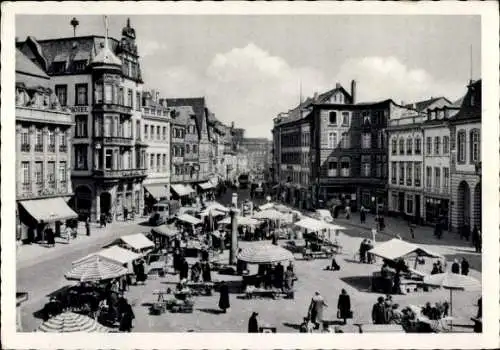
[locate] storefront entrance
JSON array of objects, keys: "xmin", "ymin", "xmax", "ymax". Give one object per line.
[{"xmin": 425, "ymin": 197, "xmax": 449, "ymax": 227}]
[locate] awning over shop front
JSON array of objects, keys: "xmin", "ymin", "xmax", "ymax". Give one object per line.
[
  {"xmin": 151, "ymin": 224, "xmax": 179, "ymax": 237},
  {"xmin": 198, "ymin": 182, "xmax": 214, "ymax": 191},
  {"xmin": 20, "ymin": 197, "xmax": 77, "ymax": 223},
  {"xmin": 144, "ymin": 184, "xmax": 169, "ymax": 200},
  {"xmin": 170, "ymin": 184, "xmax": 193, "ymax": 197}
]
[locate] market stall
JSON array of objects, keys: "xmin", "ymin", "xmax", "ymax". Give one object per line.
[
  {"xmin": 37, "ymin": 311, "xmax": 111, "ymax": 333},
  {"xmin": 367, "ymin": 239, "xmax": 444, "ymax": 294},
  {"xmin": 151, "ymin": 224, "xmax": 180, "ymax": 250},
  {"xmin": 237, "ymin": 244, "xmax": 296, "ymax": 299},
  {"xmin": 105, "ymin": 233, "xmax": 155, "ymax": 255},
  {"xmin": 65, "ymin": 256, "xmax": 128, "ymax": 282}
]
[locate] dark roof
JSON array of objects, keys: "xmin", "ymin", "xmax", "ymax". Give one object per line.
[
  {"xmin": 452, "ymin": 80, "xmax": 481, "ymax": 122},
  {"xmin": 170, "ymin": 106, "xmax": 194, "ymax": 126},
  {"xmin": 16, "ymin": 49, "xmax": 49, "ymax": 79},
  {"xmin": 166, "ymin": 97, "xmax": 206, "ymax": 138},
  {"xmin": 405, "ymin": 96, "xmax": 451, "ymax": 112}
]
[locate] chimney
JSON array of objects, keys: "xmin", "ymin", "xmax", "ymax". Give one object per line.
[
  {"xmin": 351, "ymin": 80, "xmax": 356, "ymax": 104},
  {"xmin": 231, "ymin": 121, "xmax": 235, "ymax": 129},
  {"xmin": 335, "ymin": 82, "xmax": 341, "ymax": 89},
  {"xmin": 313, "ymin": 92, "xmax": 319, "ymax": 101}
]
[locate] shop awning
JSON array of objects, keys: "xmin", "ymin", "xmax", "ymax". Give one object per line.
[
  {"xmin": 177, "ymin": 213, "xmax": 202, "ymax": 225},
  {"xmin": 368, "ymin": 239, "xmax": 444, "ymax": 261},
  {"xmin": 294, "ymin": 217, "xmax": 326, "ymax": 232},
  {"xmin": 20, "ymin": 197, "xmax": 77, "ymax": 223},
  {"xmin": 97, "ymin": 246, "xmax": 141, "ymax": 265},
  {"xmin": 170, "ymin": 184, "xmax": 192, "ymax": 197},
  {"xmin": 144, "ymin": 184, "xmax": 168, "ymax": 200},
  {"xmin": 118, "ymin": 233, "xmax": 155, "ymax": 251},
  {"xmin": 151, "ymin": 224, "xmax": 179, "ymax": 237},
  {"xmin": 198, "ymin": 182, "xmax": 214, "ymax": 190}
]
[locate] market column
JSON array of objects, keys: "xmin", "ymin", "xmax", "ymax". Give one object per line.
[{"xmin": 229, "ymin": 206, "xmax": 238, "ymax": 265}]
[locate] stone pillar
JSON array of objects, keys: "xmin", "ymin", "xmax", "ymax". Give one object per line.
[
  {"xmin": 29, "ymin": 126, "xmax": 36, "ymax": 194},
  {"xmin": 95, "ymin": 188, "xmax": 101, "ymax": 222},
  {"xmin": 55, "ymin": 128, "xmax": 61, "ymax": 192},
  {"xmin": 229, "ymin": 208, "xmax": 238, "ymax": 265}
]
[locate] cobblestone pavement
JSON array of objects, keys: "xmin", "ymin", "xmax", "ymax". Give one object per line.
[{"xmin": 19, "ymin": 227, "xmax": 481, "ymax": 333}]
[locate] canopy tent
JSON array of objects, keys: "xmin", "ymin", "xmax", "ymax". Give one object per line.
[
  {"xmin": 97, "ymin": 246, "xmax": 142, "ymax": 265},
  {"xmin": 144, "ymin": 184, "xmax": 169, "ymax": 200},
  {"xmin": 197, "ymin": 182, "xmax": 215, "ymax": 191},
  {"xmin": 112, "ymin": 233, "xmax": 155, "ymax": 253},
  {"xmin": 37, "ymin": 312, "xmax": 110, "ymax": 333},
  {"xmin": 204, "ymin": 201, "xmax": 230, "ymax": 212},
  {"xmin": 294, "ymin": 217, "xmax": 327, "ymax": 232},
  {"xmin": 237, "ymin": 244, "xmax": 294, "ymax": 264},
  {"xmin": 151, "ymin": 224, "xmax": 179, "ymax": 237},
  {"xmin": 259, "ymin": 202, "xmax": 275, "ymax": 211},
  {"xmin": 253, "ymin": 209, "xmax": 284, "ymax": 220},
  {"xmin": 423, "ymin": 273, "xmax": 481, "ymax": 318},
  {"xmin": 177, "ymin": 213, "xmax": 202, "ymax": 225},
  {"xmin": 219, "ymin": 215, "xmax": 260, "ymax": 226},
  {"xmin": 170, "ymin": 184, "xmax": 193, "ymax": 197},
  {"xmin": 65, "ymin": 256, "xmax": 128, "ymax": 282},
  {"xmin": 19, "ymin": 197, "xmax": 77, "ymax": 223},
  {"xmin": 199, "ymin": 208, "xmax": 226, "ymax": 217},
  {"xmin": 368, "ymin": 239, "xmax": 444, "ymax": 261}
]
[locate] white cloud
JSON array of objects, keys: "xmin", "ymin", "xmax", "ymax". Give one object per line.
[
  {"xmin": 336, "ymin": 56, "xmax": 466, "ymax": 104},
  {"xmin": 138, "ymin": 40, "xmax": 165, "ymax": 57},
  {"xmin": 146, "ymin": 48, "xmax": 465, "ymax": 138}
]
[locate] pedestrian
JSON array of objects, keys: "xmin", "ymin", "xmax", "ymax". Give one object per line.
[
  {"xmin": 461, "ymin": 257, "xmax": 470, "ymax": 276},
  {"xmin": 409, "ymin": 225, "xmax": 415, "ymax": 239},
  {"xmin": 472, "ymin": 226, "xmax": 480, "ymax": 252},
  {"xmin": 64, "ymin": 224, "xmax": 73, "ymax": 242},
  {"xmin": 180, "ymin": 257, "xmax": 189, "ymax": 281},
  {"xmin": 248, "ymin": 312, "xmax": 259, "ymax": 333},
  {"xmin": 123, "ymin": 206, "xmax": 128, "ymax": 221},
  {"xmin": 337, "ymin": 289, "xmax": 351, "ymax": 325},
  {"xmin": 366, "ymin": 240, "xmax": 374, "ymax": 264},
  {"xmin": 110, "ymin": 278, "xmax": 120, "ymax": 294},
  {"xmin": 307, "ymin": 291, "xmax": 328, "ymax": 330},
  {"xmin": 218, "ymin": 281, "xmax": 230, "ymax": 313},
  {"xmin": 100, "ymin": 213, "xmax": 105, "ymax": 228},
  {"xmin": 202, "ymin": 261, "xmax": 212, "ymax": 282},
  {"xmin": 392, "ymin": 272, "xmax": 402, "ymax": 294},
  {"xmin": 118, "ymin": 300, "xmax": 135, "ymax": 332},
  {"xmin": 360, "ymin": 206, "xmax": 366, "ymax": 224},
  {"xmin": 476, "ymin": 297, "xmax": 482, "ymax": 319},
  {"xmin": 436, "ymin": 260, "xmax": 444, "ymax": 273},
  {"xmin": 119, "ymin": 274, "xmax": 128, "ymax": 293},
  {"xmin": 371, "ymin": 296, "xmax": 387, "ymax": 325},
  {"xmin": 451, "ymin": 259, "xmax": 460, "ymax": 274},
  {"xmin": 85, "ymin": 216, "xmax": 91, "ymax": 236},
  {"xmin": 345, "ymin": 205, "xmax": 351, "ymax": 220},
  {"xmin": 359, "ymin": 239, "xmax": 367, "ymax": 263},
  {"xmin": 46, "ymin": 227, "xmax": 55, "ymax": 247},
  {"xmin": 330, "ymin": 256, "xmax": 341, "ymax": 271}
]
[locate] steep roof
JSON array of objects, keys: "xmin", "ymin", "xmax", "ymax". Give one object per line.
[
  {"xmin": 16, "ymin": 48, "xmax": 49, "ymax": 79},
  {"xmin": 166, "ymin": 97, "xmax": 206, "ymax": 138},
  {"xmin": 405, "ymin": 96, "xmax": 451, "ymax": 112},
  {"xmin": 452, "ymin": 80, "xmax": 481, "ymax": 122},
  {"xmin": 170, "ymin": 105, "xmax": 194, "ymax": 126}
]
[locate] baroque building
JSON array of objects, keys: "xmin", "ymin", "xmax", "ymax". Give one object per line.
[
  {"xmin": 17, "ymin": 18, "xmax": 149, "ymax": 221},
  {"xmin": 15, "ymin": 49, "xmax": 76, "ymax": 243}
]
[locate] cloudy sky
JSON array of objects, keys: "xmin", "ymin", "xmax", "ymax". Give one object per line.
[{"xmin": 16, "ymin": 15, "xmax": 481, "ymax": 138}]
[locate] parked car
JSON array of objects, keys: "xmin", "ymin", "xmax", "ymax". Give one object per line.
[{"xmin": 149, "ymin": 200, "xmax": 181, "ymax": 226}]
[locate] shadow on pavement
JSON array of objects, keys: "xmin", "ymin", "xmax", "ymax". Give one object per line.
[
  {"xmin": 197, "ymin": 308, "xmax": 224, "ymax": 315},
  {"xmin": 138, "ymin": 221, "xmax": 151, "ymax": 227},
  {"xmin": 282, "ymin": 322, "xmax": 301, "ymax": 330},
  {"xmin": 340, "ymin": 276, "xmax": 373, "ymax": 293}
]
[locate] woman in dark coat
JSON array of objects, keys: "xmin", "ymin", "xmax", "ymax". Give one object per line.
[
  {"xmin": 248, "ymin": 312, "xmax": 259, "ymax": 333},
  {"xmin": 180, "ymin": 258, "xmax": 189, "ymax": 280},
  {"xmin": 46, "ymin": 227, "xmax": 55, "ymax": 247},
  {"xmin": 337, "ymin": 289, "xmax": 351, "ymax": 324},
  {"xmin": 202, "ymin": 261, "xmax": 212, "ymax": 282},
  {"xmin": 218, "ymin": 281, "xmax": 230, "ymax": 313},
  {"xmin": 119, "ymin": 301, "xmax": 135, "ymax": 332}
]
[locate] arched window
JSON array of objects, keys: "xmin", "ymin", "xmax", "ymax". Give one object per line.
[
  {"xmin": 457, "ymin": 130, "xmax": 466, "ymax": 163},
  {"xmin": 406, "ymin": 137, "xmax": 413, "ymax": 154},
  {"xmin": 399, "ymin": 138, "xmax": 405, "ymax": 155},
  {"xmin": 470, "ymin": 129, "xmax": 480, "ymax": 163}
]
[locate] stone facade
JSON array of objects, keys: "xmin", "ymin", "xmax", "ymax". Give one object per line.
[{"xmin": 449, "ymin": 80, "xmax": 481, "ymax": 232}]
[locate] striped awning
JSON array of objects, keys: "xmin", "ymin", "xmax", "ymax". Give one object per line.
[
  {"xmin": 65, "ymin": 256, "xmax": 128, "ymax": 282},
  {"xmin": 38, "ymin": 312, "xmax": 110, "ymax": 333},
  {"xmin": 237, "ymin": 244, "xmax": 294, "ymax": 264}
]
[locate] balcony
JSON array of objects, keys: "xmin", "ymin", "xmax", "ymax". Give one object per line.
[
  {"xmin": 93, "ymin": 168, "xmax": 147, "ymax": 179},
  {"xmin": 48, "ymin": 144, "xmax": 56, "ymax": 153},
  {"xmin": 21, "ymin": 144, "xmax": 30, "ymax": 152},
  {"xmin": 34, "ymin": 144, "xmax": 43, "ymax": 152},
  {"xmin": 93, "ymin": 103, "xmax": 132, "ymax": 115},
  {"xmin": 94, "ymin": 136, "xmax": 134, "ymax": 147}
]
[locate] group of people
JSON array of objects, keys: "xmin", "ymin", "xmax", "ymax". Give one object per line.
[
  {"xmin": 302, "ymin": 289, "xmax": 352, "ymax": 332},
  {"xmin": 430, "ymin": 260, "xmax": 446, "ymax": 275},
  {"xmin": 358, "ymin": 239, "xmax": 375, "ymax": 264},
  {"xmin": 371, "ymin": 295, "xmax": 401, "ymax": 325},
  {"xmin": 450, "ymin": 258, "xmax": 470, "ymax": 276},
  {"xmin": 172, "ymin": 249, "xmax": 212, "ymax": 283}
]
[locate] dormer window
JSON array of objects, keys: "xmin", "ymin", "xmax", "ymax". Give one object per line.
[
  {"xmin": 53, "ymin": 61, "xmax": 66, "ymax": 74},
  {"xmin": 73, "ymin": 60, "xmax": 86, "ymax": 73},
  {"xmin": 362, "ymin": 111, "xmax": 370, "ymax": 125}
]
